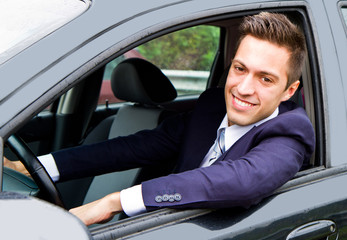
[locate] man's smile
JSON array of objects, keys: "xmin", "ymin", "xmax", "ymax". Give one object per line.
[{"xmin": 232, "ymin": 94, "xmax": 255, "ymax": 109}]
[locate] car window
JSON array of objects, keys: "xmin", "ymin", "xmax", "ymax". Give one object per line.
[{"xmin": 98, "ymin": 25, "xmax": 220, "ymax": 106}]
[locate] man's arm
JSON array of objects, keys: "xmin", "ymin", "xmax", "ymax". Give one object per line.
[
  {"xmin": 141, "ymin": 109, "xmax": 315, "ymax": 211},
  {"xmin": 51, "ymin": 112, "xmax": 188, "ymax": 182},
  {"xmin": 4, "ymin": 154, "xmax": 61, "ymax": 182},
  {"xmin": 142, "ymin": 136, "xmax": 306, "ymax": 210}
]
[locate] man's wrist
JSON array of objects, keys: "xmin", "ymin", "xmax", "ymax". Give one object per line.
[{"xmin": 106, "ymin": 192, "xmax": 123, "ymax": 213}]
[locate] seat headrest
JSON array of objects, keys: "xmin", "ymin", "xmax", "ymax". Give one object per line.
[{"xmin": 111, "ymin": 58, "xmax": 177, "ymax": 105}]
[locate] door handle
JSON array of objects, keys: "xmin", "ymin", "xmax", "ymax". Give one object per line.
[{"xmin": 286, "ymin": 220, "xmax": 337, "ymax": 240}]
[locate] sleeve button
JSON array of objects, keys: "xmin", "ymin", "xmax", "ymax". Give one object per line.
[
  {"xmin": 162, "ymin": 194, "xmax": 169, "ymax": 202},
  {"xmin": 155, "ymin": 195, "xmax": 163, "ymax": 203},
  {"xmin": 174, "ymin": 193, "xmax": 182, "ymax": 201},
  {"xmin": 168, "ymin": 195, "xmax": 175, "ymax": 202}
]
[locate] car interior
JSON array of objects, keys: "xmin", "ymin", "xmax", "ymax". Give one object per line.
[{"xmin": 3, "ymin": 9, "xmax": 321, "ymax": 223}]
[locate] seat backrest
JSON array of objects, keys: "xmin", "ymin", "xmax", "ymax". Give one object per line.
[{"xmin": 81, "ymin": 59, "xmax": 177, "ymax": 219}]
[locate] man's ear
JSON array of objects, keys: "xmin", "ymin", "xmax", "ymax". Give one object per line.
[{"xmin": 282, "ymin": 80, "xmax": 300, "ymax": 101}]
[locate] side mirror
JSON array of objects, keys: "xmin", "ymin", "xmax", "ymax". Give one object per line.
[{"xmin": 0, "ymin": 192, "xmax": 91, "ymax": 239}]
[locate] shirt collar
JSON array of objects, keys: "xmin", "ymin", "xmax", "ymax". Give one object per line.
[{"xmin": 218, "ymin": 107, "xmax": 279, "ymax": 150}]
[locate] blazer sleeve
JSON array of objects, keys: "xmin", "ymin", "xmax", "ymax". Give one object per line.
[
  {"xmin": 141, "ymin": 109, "xmax": 315, "ymax": 210},
  {"xmin": 52, "ymin": 112, "xmax": 189, "ymax": 182}
]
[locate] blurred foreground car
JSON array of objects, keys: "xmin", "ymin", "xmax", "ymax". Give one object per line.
[{"xmin": 1, "ymin": 0, "xmax": 347, "ymax": 239}]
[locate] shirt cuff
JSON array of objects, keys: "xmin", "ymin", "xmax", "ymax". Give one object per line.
[
  {"xmin": 120, "ymin": 184, "xmax": 146, "ymax": 217},
  {"xmin": 38, "ymin": 154, "xmax": 60, "ymax": 182}
]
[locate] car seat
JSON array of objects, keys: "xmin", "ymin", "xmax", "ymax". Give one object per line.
[{"xmin": 81, "ymin": 58, "xmax": 177, "ymax": 219}]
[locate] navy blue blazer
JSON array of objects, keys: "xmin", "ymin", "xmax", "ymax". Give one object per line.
[{"xmin": 53, "ymin": 88, "xmax": 315, "ymax": 210}]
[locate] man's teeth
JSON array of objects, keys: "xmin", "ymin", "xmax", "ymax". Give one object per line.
[{"xmin": 234, "ymin": 96, "xmax": 253, "ymax": 107}]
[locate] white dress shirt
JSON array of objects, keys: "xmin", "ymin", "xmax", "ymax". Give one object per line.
[{"xmin": 39, "ymin": 108, "xmax": 278, "ymax": 217}]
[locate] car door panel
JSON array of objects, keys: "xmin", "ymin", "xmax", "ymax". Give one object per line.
[{"xmin": 104, "ymin": 172, "xmax": 347, "ymax": 239}]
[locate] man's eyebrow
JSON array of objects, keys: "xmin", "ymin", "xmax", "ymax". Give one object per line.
[
  {"xmin": 231, "ymin": 59, "xmax": 248, "ymax": 70},
  {"xmin": 231, "ymin": 59, "xmax": 244, "ymax": 66}
]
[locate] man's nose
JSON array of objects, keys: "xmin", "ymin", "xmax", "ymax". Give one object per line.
[{"xmin": 237, "ymin": 74, "xmax": 255, "ymax": 95}]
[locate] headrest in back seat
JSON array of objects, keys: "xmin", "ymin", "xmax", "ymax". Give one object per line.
[{"xmin": 111, "ymin": 58, "xmax": 177, "ymax": 105}]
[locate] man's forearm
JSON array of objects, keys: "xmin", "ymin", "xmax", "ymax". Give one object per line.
[{"xmin": 69, "ymin": 192, "xmax": 123, "ymax": 226}]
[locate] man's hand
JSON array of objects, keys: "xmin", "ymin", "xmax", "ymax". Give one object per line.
[
  {"xmin": 3, "ymin": 157, "xmax": 30, "ymax": 177},
  {"xmin": 69, "ymin": 192, "xmax": 123, "ymax": 226}
]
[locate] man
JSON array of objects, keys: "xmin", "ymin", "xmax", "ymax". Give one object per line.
[{"xmin": 6, "ymin": 12, "xmax": 315, "ymax": 226}]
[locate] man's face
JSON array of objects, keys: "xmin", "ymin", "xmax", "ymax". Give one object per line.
[{"xmin": 225, "ymin": 35, "xmax": 300, "ymax": 126}]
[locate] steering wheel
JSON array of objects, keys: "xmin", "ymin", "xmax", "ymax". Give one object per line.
[{"xmin": 5, "ymin": 135, "xmax": 65, "ymax": 208}]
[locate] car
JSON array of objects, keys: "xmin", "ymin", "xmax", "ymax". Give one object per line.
[{"xmin": 1, "ymin": 0, "xmax": 347, "ymax": 239}]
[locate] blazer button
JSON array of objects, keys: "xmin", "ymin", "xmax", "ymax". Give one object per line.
[
  {"xmin": 155, "ymin": 195, "xmax": 163, "ymax": 203},
  {"xmin": 162, "ymin": 194, "xmax": 169, "ymax": 202},
  {"xmin": 168, "ymin": 195, "xmax": 175, "ymax": 202},
  {"xmin": 174, "ymin": 193, "xmax": 182, "ymax": 201}
]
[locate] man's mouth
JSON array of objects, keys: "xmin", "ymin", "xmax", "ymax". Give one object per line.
[{"xmin": 233, "ymin": 95, "xmax": 255, "ymax": 108}]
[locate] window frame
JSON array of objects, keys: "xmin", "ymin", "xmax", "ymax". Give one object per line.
[{"xmin": 339, "ymin": 2, "xmax": 347, "ymax": 34}]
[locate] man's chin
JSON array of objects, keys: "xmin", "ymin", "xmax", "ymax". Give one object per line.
[
  {"xmin": 227, "ymin": 117, "xmax": 254, "ymax": 126},
  {"xmin": 227, "ymin": 111, "xmax": 257, "ymax": 126}
]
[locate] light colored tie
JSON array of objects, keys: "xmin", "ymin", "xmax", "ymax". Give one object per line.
[{"xmin": 209, "ymin": 128, "xmax": 225, "ymax": 165}]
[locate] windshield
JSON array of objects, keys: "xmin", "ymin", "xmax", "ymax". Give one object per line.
[{"xmin": 0, "ymin": 0, "xmax": 89, "ymax": 64}]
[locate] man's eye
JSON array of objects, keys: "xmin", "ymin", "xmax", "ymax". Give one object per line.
[
  {"xmin": 261, "ymin": 77, "xmax": 272, "ymax": 83},
  {"xmin": 234, "ymin": 66, "xmax": 244, "ymax": 72}
]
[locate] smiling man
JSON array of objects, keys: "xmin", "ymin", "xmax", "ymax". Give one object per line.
[{"xmin": 5, "ymin": 12, "xmax": 315, "ymax": 226}]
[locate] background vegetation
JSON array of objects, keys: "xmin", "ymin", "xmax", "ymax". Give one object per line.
[
  {"xmin": 103, "ymin": 25, "xmax": 220, "ymax": 80},
  {"xmin": 138, "ymin": 25, "xmax": 220, "ymax": 71}
]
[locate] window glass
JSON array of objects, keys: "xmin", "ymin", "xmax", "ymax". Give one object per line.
[{"xmin": 99, "ymin": 25, "xmax": 220, "ymax": 105}]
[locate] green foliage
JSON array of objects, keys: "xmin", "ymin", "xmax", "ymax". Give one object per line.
[{"xmin": 137, "ymin": 25, "xmax": 220, "ymax": 71}]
